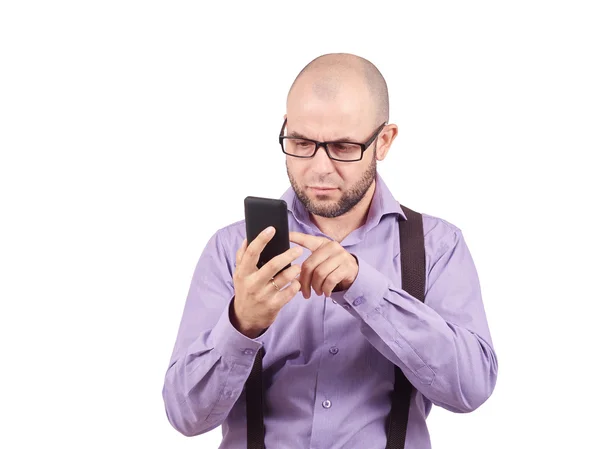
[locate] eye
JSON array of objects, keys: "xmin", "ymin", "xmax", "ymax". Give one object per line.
[{"xmin": 329, "ymin": 143, "xmax": 353, "ymax": 152}]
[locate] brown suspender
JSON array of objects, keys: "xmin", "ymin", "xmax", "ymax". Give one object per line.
[
  {"xmin": 246, "ymin": 204, "xmax": 425, "ymax": 449},
  {"xmin": 385, "ymin": 205, "xmax": 426, "ymax": 448},
  {"xmin": 246, "ymin": 345, "xmax": 266, "ymax": 449}
]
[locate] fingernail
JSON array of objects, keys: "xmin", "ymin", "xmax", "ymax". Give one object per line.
[{"xmin": 266, "ymin": 226, "xmax": 275, "ymax": 235}]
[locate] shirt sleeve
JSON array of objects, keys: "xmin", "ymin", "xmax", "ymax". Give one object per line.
[
  {"xmin": 162, "ymin": 228, "xmax": 266, "ymax": 436},
  {"xmin": 330, "ymin": 227, "xmax": 498, "ymax": 413}
]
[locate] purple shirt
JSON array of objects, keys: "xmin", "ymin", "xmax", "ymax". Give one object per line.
[{"xmin": 162, "ymin": 173, "xmax": 498, "ymax": 448}]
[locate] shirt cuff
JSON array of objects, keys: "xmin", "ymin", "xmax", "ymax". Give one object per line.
[
  {"xmin": 211, "ymin": 296, "xmax": 266, "ymax": 366},
  {"xmin": 338, "ymin": 253, "xmax": 389, "ymax": 315}
]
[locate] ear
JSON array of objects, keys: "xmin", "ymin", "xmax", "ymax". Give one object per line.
[{"xmin": 375, "ymin": 124, "xmax": 398, "ymax": 161}]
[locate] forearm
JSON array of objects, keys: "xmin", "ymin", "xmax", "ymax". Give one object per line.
[
  {"xmin": 332, "ymin": 247, "xmax": 498, "ymax": 413},
  {"xmin": 344, "ymin": 289, "xmax": 497, "ymax": 412},
  {"xmin": 163, "ymin": 298, "xmax": 264, "ymax": 436}
]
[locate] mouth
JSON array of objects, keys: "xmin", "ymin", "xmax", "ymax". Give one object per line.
[{"xmin": 308, "ymin": 186, "xmax": 337, "ymax": 193}]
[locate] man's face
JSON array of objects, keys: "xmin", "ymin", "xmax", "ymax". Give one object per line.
[{"xmin": 285, "ymin": 79, "xmax": 379, "ymax": 219}]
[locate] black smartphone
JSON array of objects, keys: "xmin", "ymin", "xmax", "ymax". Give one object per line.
[{"xmin": 244, "ymin": 196, "xmax": 291, "ymax": 275}]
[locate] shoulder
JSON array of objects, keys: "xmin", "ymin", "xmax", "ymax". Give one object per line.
[
  {"xmin": 419, "ymin": 211, "xmax": 464, "ymax": 266},
  {"xmin": 211, "ymin": 219, "xmax": 246, "ymax": 251},
  {"xmin": 194, "ymin": 220, "xmax": 246, "ymax": 279},
  {"xmin": 211, "ymin": 220, "xmax": 246, "ymax": 260},
  {"xmin": 398, "ymin": 203, "xmax": 461, "ymax": 241},
  {"xmin": 421, "ymin": 212, "xmax": 462, "ymax": 239}
]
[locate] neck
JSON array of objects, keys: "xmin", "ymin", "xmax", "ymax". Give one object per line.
[{"xmin": 309, "ymin": 180, "xmax": 377, "ymax": 243}]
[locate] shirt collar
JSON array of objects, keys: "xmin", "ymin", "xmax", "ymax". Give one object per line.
[{"xmin": 280, "ymin": 172, "xmax": 407, "ymax": 240}]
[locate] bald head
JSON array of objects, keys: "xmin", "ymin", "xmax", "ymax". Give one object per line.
[{"xmin": 287, "ymin": 53, "xmax": 389, "ymax": 126}]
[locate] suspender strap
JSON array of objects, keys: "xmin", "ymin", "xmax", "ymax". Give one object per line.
[
  {"xmin": 246, "ymin": 204, "xmax": 425, "ymax": 449},
  {"xmin": 246, "ymin": 345, "xmax": 266, "ymax": 449},
  {"xmin": 385, "ymin": 204, "xmax": 426, "ymax": 449}
]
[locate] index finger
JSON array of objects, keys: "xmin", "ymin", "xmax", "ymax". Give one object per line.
[
  {"xmin": 289, "ymin": 231, "xmax": 326, "ymax": 252},
  {"xmin": 239, "ymin": 226, "xmax": 276, "ymax": 273}
]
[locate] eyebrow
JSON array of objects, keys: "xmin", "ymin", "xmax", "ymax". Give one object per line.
[{"xmin": 288, "ymin": 130, "xmax": 356, "ymax": 142}]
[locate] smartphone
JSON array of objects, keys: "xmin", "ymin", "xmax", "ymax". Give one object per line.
[{"xmin": 244, "ymin": 196, "xmax": 291, "ymax": 275}]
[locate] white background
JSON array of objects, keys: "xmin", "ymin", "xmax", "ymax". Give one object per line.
[{"xmin": 1, "ymin": 1, "xmax": 598, "ymax": 448}]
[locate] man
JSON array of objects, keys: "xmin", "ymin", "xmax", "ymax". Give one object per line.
[{"xmin": 162, "ymin": 53, "xmax": 498, "ymax": 448}]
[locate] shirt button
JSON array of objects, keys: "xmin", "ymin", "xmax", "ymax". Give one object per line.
[
  {"xmin": 332, "ymin": 299, "xmax": 337, "ymax": 304},
  {"xmin": 353, "ymin": 296, "xmax": 365, "ymax": 306},
  {"xmin": 322, "ymin": 400, "xmax": 332, "ymax": 409},
  {"xmin": 342, "ymin": 304, "xmax": 350, "ymax": 310},
  {"xmin": 243, "ymin": 349, "xmax": 255, "ymax": 356},
  {"xmin": 329, "ymin": 346, "xmax": 339, "ymax": 355}
]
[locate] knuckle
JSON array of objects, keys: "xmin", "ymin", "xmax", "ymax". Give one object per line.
[
  {"xmin": 332, "ymin": 273, "xmax": 342, "ymax": 286},
  {"xmin": 314, "ymin": 266, "xmax": 325, "ymax": 279}
]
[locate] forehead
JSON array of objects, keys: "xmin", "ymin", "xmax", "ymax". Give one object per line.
[
  {"xmin": 286, "ymin": 84, "xmax": 375, "ymax": 141},
  {"xmin": 286, "ymin": 117, "xmax": 361, "ymax": 142}
]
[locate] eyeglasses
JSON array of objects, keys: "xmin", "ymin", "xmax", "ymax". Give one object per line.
[{"xmin": 279, "ymin": 118, "xmax": 387, "ymax": 162}]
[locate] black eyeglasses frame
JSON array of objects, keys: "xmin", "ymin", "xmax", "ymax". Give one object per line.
[{"xmin": 278, "ymin": 118, "xmax": 387, "ymax": 162}]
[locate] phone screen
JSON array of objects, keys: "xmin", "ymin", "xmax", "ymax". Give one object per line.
[{"xmin": 244, "ymin": 196, "xmax": 291, "ymax": 274}]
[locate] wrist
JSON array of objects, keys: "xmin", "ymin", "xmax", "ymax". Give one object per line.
[{"xmin": 230, "ymin": 299, "xmax": 263, "ymax": 339}]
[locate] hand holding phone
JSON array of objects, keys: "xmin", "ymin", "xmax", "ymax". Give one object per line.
[{"xmin": 230, "ymin": 197, "xmax": 304, "ymax": 338}]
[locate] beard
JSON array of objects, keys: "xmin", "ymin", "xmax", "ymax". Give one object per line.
[{"xmin": 287, "ymin": 149, "xmax": 377, "ymax": 218}]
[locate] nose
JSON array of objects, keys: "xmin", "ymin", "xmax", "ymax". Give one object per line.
[{"xmin": 310, "ymin": 143, "xmax": 335, "ymax": 172}]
